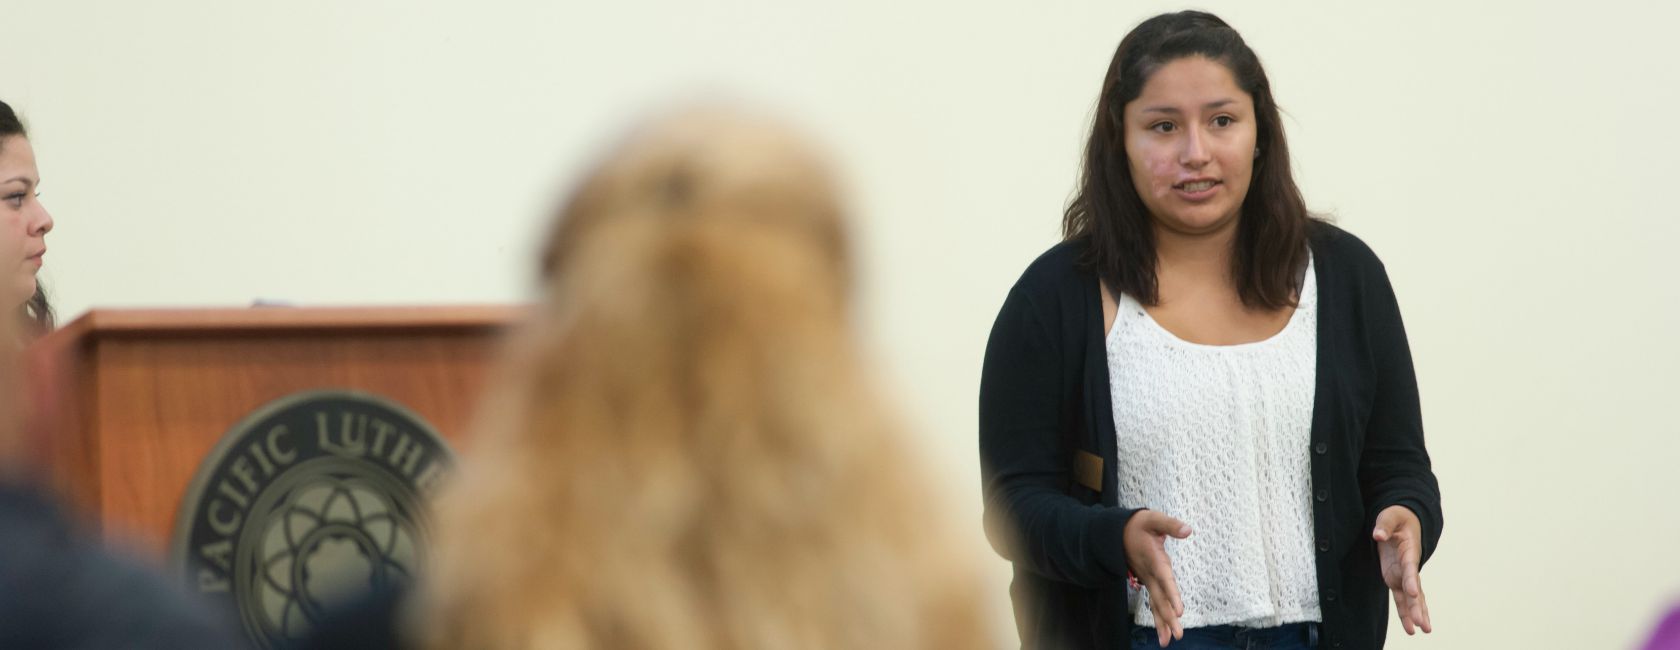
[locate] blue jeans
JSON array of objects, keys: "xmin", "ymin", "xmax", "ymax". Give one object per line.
[{"xmin": 1130, "ymin": 622, "xmax": 1318, "ymax": 649}]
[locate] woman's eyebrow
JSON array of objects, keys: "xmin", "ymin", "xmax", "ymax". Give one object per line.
[{"xmin": 1138, "ymin": 98, "xmax": 1239, "ymax": 115}]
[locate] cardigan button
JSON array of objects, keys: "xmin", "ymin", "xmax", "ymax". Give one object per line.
[
  {"xmin": 1314, "ymin": 442, "xmax": 1327, "ymax": 454},
  {"xmin": 1315, "ymin": 489, "xmax": 1328, "ymax": 502},
  {"xmin": 1317, "ymin": 539, "xmax": 1329, "ymax": 552},
  {"xmin": 1325, "ymin": 589, "xmax": 1338, "ymax": 602}
]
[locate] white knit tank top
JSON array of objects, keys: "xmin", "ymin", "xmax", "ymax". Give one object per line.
[{"xmin": 1106, "ymin": 255, "xmax": 1321, "ymax": 629}]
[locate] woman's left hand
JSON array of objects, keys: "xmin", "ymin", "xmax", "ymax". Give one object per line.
[{"xmin": 1373, "ymin": 505, "xmax": 1433, "ymax": 635}]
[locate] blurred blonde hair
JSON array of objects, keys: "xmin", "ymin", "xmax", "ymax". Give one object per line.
[{"xmin": 417, "ymin": 108, "xmax": 993, "ymax": 649}]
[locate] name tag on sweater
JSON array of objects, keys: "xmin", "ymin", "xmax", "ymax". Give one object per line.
[{"xmin": 1074, "ymin": 450, "xmax": 1103, "ymax": 493}]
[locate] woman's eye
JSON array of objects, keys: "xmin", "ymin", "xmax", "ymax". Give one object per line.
[
  {"xmin": 1150, "ymin": 122, "xmax": 1176, "ymax": 134},
  {"xmin": 4, "ymin": 194, "xmax": 23, "ymax": 209},
  {"xmin": 1213, "ymin": 115, "xmax": 1234, "ymax": 127}
]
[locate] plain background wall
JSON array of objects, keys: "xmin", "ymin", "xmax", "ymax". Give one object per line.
[{"xmin": 4, "ymin": 1, "xmax": 1678, "ymax": 647}]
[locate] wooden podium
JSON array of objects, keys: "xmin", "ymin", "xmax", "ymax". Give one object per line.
[{"xmin": 25, "ymin": 306, "xmax": 520, "ymax": 561}]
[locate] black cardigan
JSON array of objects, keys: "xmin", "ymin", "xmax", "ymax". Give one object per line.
[{"xmin": 979, "ymin": 223, "xmax": 1442, "ymax": 649}]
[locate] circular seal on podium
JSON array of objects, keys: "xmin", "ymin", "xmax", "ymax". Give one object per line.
[{"xmin": 171, "ymin": 390, "xmax": 455, "ymax": 649}]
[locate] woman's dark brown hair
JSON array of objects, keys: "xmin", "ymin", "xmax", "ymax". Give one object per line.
[
  {"xmin": 1063, "ymin": 10, "xmax": 1313, "ymax": 309},
  {"xmin": 0, "ymin": 100, "xmax": 53, "ymax": 335}
]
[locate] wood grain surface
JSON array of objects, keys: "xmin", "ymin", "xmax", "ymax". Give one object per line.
[{"xmin": 27, "ymin": 306, "xmax": 521, "ymax": 560}]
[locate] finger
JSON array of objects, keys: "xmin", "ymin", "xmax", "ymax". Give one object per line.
[
  {"xmin": 1153, "ymin": 608, "xmax": 1171, "ymax": 648},
  {"xmin": 1149, "ymin": 578, "xmax": 1181, "ymax": 624},
  {"xmin": 1372, "ymin": 510, "xmax": 1395, "ymax": 540},
  {"xmin": 1417, "ymin": 587, "xmax": 1433, "ymax": 633},
  {"xmin": 1404, "ymin": 561, "xmax": 1421, "ymax": 598},
  {"xmin": 1155, "ymin": 562, "xmax": 1185, "ymax": 618},
  {"xmin": 1372, "ymin": 517, "xmax": 1401, "ymax": 542},
  {"xmin": 1391, "ymin": 587, "xmax": 1415, "ymax": 635},
  {"xmin": 1149, "ymin": 512, "xmax": 1193, "ymax": 539},
  {"xmin": 1373, "ymin": 506, "xmax": 1416, "ymax": 542},
  {"xmin": 1405, "ymin": 573, "xmax": 1427, "ymax": 631},
  {"xmin": 1156, "ymin": 600, "xmax": 1180, "ymax": 647},
  {"xmin": 1147, "ymin": 579, "xmax": 1181, "ymax": 642}
]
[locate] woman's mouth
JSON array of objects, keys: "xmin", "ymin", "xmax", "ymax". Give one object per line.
[{"xmin": 1173, "ymin": 179, "xmax": 1221, "ymax": 199}]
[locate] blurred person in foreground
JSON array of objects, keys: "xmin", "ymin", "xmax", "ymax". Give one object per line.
[
  {"xmin": 0, "ymin": 269, "xmax": 237, "ymax": 648},
  {"xmin": 400, "ymin": 108, "xmax": 995, "ymax": 649},
  {"xmin": 1646, "ymin": 604, "xmax": 1680, "ymax": 650}
]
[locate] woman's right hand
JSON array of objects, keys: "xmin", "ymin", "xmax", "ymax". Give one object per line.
[{"xmin": 1123, "ymin": 510, "xmax": 1192, "ymax": 648}]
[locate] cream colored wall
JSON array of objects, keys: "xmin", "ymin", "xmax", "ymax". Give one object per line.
[{"xmin": 4, "ymin": 1, "xmax": 1677, "ymax": 647}]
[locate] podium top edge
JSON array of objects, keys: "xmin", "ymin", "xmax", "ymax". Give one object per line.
[{"xmin": 43, "ymin": 305, "xmax": 528, "ymax": 341}]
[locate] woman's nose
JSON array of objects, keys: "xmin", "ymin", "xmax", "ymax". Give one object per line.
[
  {"xmin": 31, "ymin": 204, "xmax": 52, "ymax": 236},
  {"xmin": 1179, "ymin": 127, "xmax": 1211, "ymax": 168}
]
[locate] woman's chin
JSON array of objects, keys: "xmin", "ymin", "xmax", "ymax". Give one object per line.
[
  {"xmin": 1158, "ymin": 211, "xmax": 1239, "ymax": 237},
  {"xmin": 12, "ymin": 277, "xmax": 36, "ymax": 308}
]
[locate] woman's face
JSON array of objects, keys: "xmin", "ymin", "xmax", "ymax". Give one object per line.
[
  {"xmin": 0, "ymin": 136, "xmax": 51, "ymax": 307},
  {"xmin": 1122, "ymin": 56, "xmax": 1258, "ymax": 238}
]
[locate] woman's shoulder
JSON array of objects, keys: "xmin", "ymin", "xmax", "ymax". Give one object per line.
[
  {"xmin": 1011, "ymin": 239, "xmax": 1090, "ymax": 295},
  {"xmin": 1307, "ymin": 219, "xmax": 1386, "ymax": 273},
  {"xmin": 989, "ymin": 239, "xmax": 1093, "ymax": 332}
]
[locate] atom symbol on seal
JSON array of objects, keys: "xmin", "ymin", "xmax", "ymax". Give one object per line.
[{"xmin": 249, "ymin": 476, "xmax": 420, "ymax": 641}]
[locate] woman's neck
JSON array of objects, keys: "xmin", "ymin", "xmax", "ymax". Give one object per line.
[{"xmin": 1154, "ymin": 219, "xmax": 1237, "ymax": 284}]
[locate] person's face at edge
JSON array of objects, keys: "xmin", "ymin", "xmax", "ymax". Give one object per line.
[
  {"xmin": 0, "ymin": 136, "xmax": 51, "ymax": 309},
  {"xmin": 1122, "ymin": 56, "xmax": 1258, "ymax": 239}
]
